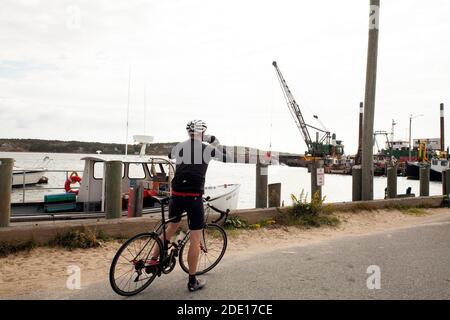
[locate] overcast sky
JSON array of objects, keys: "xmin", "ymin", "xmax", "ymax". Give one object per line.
[{"xmin": 1, "ymin": 0, "xmax": 449, "ymax": 154}]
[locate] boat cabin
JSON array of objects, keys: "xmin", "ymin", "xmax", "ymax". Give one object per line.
[
  {"xmin": 431, "ymin": 158, "xmax": 449, "ymax": 169},
  {"xmin": 77, "ymin": 156, "xmax": 174, "ymax": 211}
]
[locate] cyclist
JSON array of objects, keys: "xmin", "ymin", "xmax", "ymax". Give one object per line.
[{"xmin": 150, "ymin": 119, "xmax": 228, "ymax": 292}]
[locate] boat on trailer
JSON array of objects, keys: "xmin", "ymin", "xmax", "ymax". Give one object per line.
[{"xmin": 11, "ymin": 156, "xmax": 240, "ymax": 222}]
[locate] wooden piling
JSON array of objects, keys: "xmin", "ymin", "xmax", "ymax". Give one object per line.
[
  {"xmin": 255, "ymin": 160, "xmax": 268, "ymax": 209},
  {"xmin": 134, "ymin": 181, "xmax": 144, "ymax": 217},
  {"xmin": 352, "ymin": 165, "xmax": 362, "ymax": 201},
  {"xmin": 0, "ymin": 158, "xmax": 13, "ymax": 228},
  {"xmin": 386, "ymin": 165, "xmax": 397, "ymax": 199},
  {"xmin": 104, "ymin": 161, "xmax": 123, "ymax": 219},
  {"xmin": 127, "ymin": 181, "xmax": 144, "ymax": 218},
  {"xmin": 442, "ymin": 169, "xmax": 450, "ymax": 196},
  {"xmin": 310, "ymin": 160, "xmax": 323, "ymax": 201},
  {"xmin": 419, "ymin": 165, "xmax": 430, "ymax": 197},
  {"xmin": 268, "ymin": 183, "xmax": 281, "ymax": 208}
]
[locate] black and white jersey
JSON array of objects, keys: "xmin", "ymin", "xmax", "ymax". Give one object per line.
[{"xmin": 169, "ymin": 138, "xmax": 228, "ymax": 194}]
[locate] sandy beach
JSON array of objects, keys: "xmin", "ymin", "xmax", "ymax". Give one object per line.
[{"xmin": 1, "ymin": 208, "xmax": 449, "ymax": 298}]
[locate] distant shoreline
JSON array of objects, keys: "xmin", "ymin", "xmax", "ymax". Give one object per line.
[{"xmin": 0, "ymin": 138, "xmax": 177, "ymax": 156}]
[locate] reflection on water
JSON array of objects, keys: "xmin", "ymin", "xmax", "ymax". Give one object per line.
[{"xmin": 2, "ymin": 152, "xmax": 443, "ymax": 209}]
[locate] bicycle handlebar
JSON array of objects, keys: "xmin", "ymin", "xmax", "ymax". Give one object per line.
[
  {"xmin": 151, "ymin": 194, "xmax": 230, "ymax": 224},
  {"xmin": 208, "ymin": 204, "xmax": 230, "ymax": 224},
  {"xmin": 203, "ymin": 196, "xmax": 230, "ymax": 224}
]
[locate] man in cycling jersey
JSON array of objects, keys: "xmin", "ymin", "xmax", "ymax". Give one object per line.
[{"xmin": 151, "ymin": 119, "xmax": 228, "ymax": 292}]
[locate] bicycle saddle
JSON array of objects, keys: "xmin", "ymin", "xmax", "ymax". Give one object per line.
[{"xmin": 150, "ymin": 195, "xmax": 171, "ymax": 205}]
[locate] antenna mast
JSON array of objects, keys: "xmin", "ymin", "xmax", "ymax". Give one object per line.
[{"xmin": 125, "ymin": 66, "xmax": 131, "ymax": 156}]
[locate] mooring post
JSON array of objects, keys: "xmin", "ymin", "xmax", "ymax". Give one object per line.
[
  {"xmin": 255, "ymin": 156, "xmax": 268, "ymax": 209},
  {"xmin": 352, "ymin": 165, "xmax": 362, "ymax": 201},
  {"xmin": 127, "ymin": 184, "xmax": 144, "ymax": 217},
  {"xmin": 361, "ymin": 0, "xmax": 380, "ymax": 200},
  {"xmin": 442, "ymin": 168, "xmax": 450, "ymax": 196},
  {"xmin": 310, "ymin": 159, "xmax": 323, "ymax": 201},
  {"xmin": 104, "ymin": 161, "xmax": 123, "ymax": 219},
  {"xmin": 419, "ymin": 165, "xmax": 430, "ymax": 197},
  {"xmin": 268, "ymin": 183, "xmax": 281, "ymax": 208},
  {"xmin": 0, "ymin": 158, "xmax": 13, "ymax": 228},
  {"xmin": 134, "ymin": 181, "xmax": 144, "ymax": 217},
  {"xmin": 386, "ymin": 165, "xmax": 397, "ymax": 199}
]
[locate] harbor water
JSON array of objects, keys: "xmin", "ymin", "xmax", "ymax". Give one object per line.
[{"xmin": 2, "ymin": 152, "xmax": 444, "ymax": 209}]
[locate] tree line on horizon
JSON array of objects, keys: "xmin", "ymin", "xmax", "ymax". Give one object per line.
[{"xmin": 0, "ymin": 138, "xmax": 177, "ymax": 155}]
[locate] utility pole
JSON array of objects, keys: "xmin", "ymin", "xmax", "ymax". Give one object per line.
[
  {"xmin": 409, "ymin": 115, "xmax": 412, "ymax": 161},
  {"xmin": 440, "ymin": 103, "xmax": 445, "ymax": 154},
  {"xmin": 361, "ymin": 0, "xmax": 380, "ymax": 200},
  {"xmin": 125, "ymin": 66, "xmax": 131, "ymax": 156}
]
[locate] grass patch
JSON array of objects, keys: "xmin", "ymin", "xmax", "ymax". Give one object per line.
[
  {"xmin": 222, "ymin": 228, "xmax": 242, "ymax": 238},
  {"xmin": 0, "ymin": 240, "xmax": 36, "ymax": 258},
  {"xmin": 48, "ymin": 229, "xmax": 104, "ymax": 250},
  {"xmin": 223, "ymin": 216, "xmax": 279, "ymax": 231},
  {"xmin": 342, "ymin": 203, "xmax": 378, "ymax": 213},
  {"xmin": 399, "ymin": 207, "xmax": 428, "ymax": 216},
  {"xmin": 277, "ymin": 213, "xmax": 340, "ymax": 228},
  {"xmin": 223, "ymin": 191, "xmax": 341, "ymax": 231}
]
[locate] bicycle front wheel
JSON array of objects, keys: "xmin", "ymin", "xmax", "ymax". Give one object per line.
[
  {"xmin": 109, "ymin": 233, "xmax": 162, "ymax": 296},
  {"xmin": 179, "ymin": 223, "xmax": 227, "ymax": 275}
]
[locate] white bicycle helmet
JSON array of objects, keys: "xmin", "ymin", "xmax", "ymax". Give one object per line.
[{"xmin": 186, "ymin": 120, "xmax": 207, "ymax": 134}]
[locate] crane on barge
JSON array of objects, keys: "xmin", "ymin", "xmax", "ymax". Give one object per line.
[{"xmin": 272, "ymin": 61, "xmax": 344, "ymax": 161}]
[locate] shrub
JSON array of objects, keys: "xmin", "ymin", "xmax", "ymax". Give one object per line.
[
  {"xmin": 0, "ymin": 241, "xmax": 36, "ymax": 258},
  {"xmin": 278, "ymin": 190, "xmax": 340, "ymax": 228},
  {"xmin": 49, "ymin": 230, "xmax": 103, "ymax": 250},
  {"xmin": 223, "ymin": 216, "xmax": 249, "ymax": 230}
]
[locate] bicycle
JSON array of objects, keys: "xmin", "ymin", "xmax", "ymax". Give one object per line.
[{"xmin": 109, "ymin": 195, "xmax": 230, "ymax": 296}]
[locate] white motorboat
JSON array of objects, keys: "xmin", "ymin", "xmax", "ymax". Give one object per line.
[
  {"xmin": 12, "ymin": 156, "xmax": 240, "ymax": 220},
  {"xmin": 204, "ymin": 184, "xmax": 240, "ymax": 212},
  {"xmin": 12, "ymin": 169, "xmax": 48, "ymax": 187},
  {"xmin": 12, "ymin": 156, "xmax": 50, "ymax": 187}
]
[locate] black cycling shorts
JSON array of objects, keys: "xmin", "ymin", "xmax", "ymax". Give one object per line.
[{"xmin": 168, "ymin": 195, "xmax": 204, "ymax": 230}]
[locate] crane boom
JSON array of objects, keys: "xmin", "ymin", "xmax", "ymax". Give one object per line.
[{"xmin": 272, "ymin": 61, "xmax": 313, "ymax": 151}]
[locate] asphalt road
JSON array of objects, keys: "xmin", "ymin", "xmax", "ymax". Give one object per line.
[{"xmin": 13, "ymin": 216, "xmax": 450, "ymax": 300}]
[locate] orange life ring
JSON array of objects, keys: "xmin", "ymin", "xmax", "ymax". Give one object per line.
[
  {"xmin": 65, "ymin": 171, "xmax": 81, "ymax": 195},
  {"xmin": 143, "ymin": 181, "xmax": 159, "ymax": 198}
]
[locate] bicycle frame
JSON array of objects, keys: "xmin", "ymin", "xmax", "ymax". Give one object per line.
[
  {"xmin": 152, "ymin": 199, "xmax": 230, "ymax": 267},
  {"xmin": 109, "ymin": 197, "xmax": 230, "ymax": 295}
]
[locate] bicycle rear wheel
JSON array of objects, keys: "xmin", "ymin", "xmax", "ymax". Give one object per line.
[
  {"xmin": 109, "ymin": 233, "xmax": 162, "ymax": 296},
  {"xmin": 179, "ymin": 223, "xmax": 227, "ymax": 275}
]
